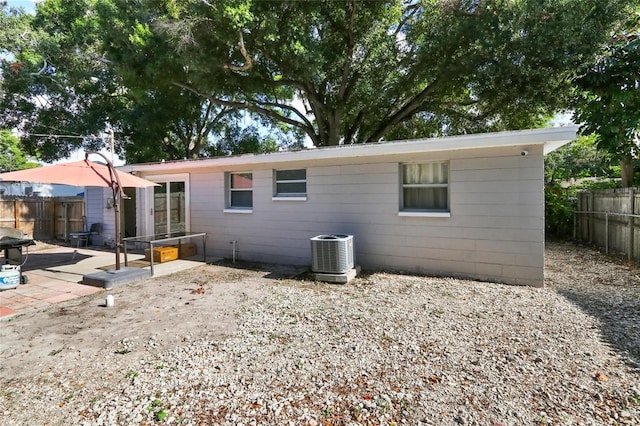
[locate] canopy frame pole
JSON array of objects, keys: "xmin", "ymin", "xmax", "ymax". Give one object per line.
[{"xmin": 85, "ymin": 151, "xmax": 127, "ymax": 270}]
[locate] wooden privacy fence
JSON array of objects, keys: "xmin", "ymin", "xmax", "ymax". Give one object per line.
[
  {"xmin": 575, "ymin": 188, "xmax": 640, "ymax": 262},
  {"xmin": 0, "ymin": 196, "xmax": 85, "ymax": 240}
]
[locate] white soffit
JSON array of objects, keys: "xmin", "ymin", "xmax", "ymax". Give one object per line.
[{"xmin": 122, "ymin": 126, "xmax": 578, "ymax": 173}]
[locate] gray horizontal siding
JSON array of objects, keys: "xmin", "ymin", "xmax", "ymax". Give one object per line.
[
  {"xmin": 451, "ymin": 191, "xmax": 543, "ymax": 206},
  {"xmin": 85, "ymin": 187, "xmax": 110, "ymax": 246},
  {"xmin": 155, "ymin": 145, "xmax": 546, "ymax": 286}
]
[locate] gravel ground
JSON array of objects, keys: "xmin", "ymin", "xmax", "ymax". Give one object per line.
[{"xmin": 1, "ymin": 241, "xmax": 639, "ymax": 425}]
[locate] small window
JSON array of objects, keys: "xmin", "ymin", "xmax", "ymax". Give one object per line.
[
  {"xmin": 401, "ymin": 162, "xmax": 449, "ymax": 212},
  {"xmin": 274, "ymin": 169, "xmax": 306, "ymax": 197},
  {"xmin": 227, "ymin": 172, "xmax": 253, "ymax": 209}
]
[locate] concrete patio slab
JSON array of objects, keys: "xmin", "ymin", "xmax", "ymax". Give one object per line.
[{"xmin": 0, "ymin": 245, "xmax": 208, "ymax": 319}]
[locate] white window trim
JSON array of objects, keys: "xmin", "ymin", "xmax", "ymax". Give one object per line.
[
  {"xmin": 403, "ymin": 183, "xmax": 448, "ymax": 189},
  {"xmin": 398, "ymin": 211, "xmax": 451, "ymax": 218},
  {"xmin": 274, "ymin": 169, "xmax": 307, "ymax": 198},
  {"xmin": 223, "ymin": 208, "xmax": 253, "ymax": 214},
  {"xmin": 272, "ymin": 196, "xmax": 307, "ymax": 201},
  {"xmin": 226, "ymin": 171, "xmax": 253, "ymax": 210},
  {"xmin": 400, "ymin": 162, "xmax": 450, "ymax": 214}
]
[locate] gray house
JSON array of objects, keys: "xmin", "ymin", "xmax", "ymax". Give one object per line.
[{"xmin": 99, "ymin": 127, "xmax": 575, "ymax": 287}]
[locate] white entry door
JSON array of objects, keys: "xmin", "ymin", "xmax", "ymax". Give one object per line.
[{"xmin": 148, "ymin": 174, "xmax": 189, "ymax": 235}]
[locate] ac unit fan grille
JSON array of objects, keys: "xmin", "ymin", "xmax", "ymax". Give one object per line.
[{"xmin": 310, "ymin": 234, "xmax": 354, "ymax": 274}]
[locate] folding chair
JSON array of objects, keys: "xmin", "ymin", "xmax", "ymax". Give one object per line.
[{"xmin": 70, "ymin": 223, "xmax": 102, "ymax": 248}]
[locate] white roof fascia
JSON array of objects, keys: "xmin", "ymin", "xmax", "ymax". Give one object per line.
[{"xmin": 120, "ymin": 126, "xmax": 578, "ymax": 173}]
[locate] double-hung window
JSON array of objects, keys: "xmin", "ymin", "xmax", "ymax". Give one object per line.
[
  {"xmin": 400, "ymin": 162, "xmax": 449, "ymax": 214},
  {"xmin": 226, "ymin": 172, "xmax": 253, "ymax": 211},
  {"xmin": 273, "ymin": 169, "xmax": 307, "ymax": 200}
]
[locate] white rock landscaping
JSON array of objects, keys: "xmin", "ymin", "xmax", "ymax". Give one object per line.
[{"xmin": 0, "ymin": 242, "xmax": 638, "ymax": 425}]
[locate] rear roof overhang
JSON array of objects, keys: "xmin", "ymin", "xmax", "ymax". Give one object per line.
[{"xmin": 120, "ymin": 126, "xmax": 578, "ymax": 173}]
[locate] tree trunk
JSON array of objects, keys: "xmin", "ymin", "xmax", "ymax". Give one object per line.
[
  {"xmin": 327, "ymin": 110, "xmax": 341, "ymax": 146},
  {"xmin": 620, "ymin": 156, "xmax": 634, "ymax": 187}
]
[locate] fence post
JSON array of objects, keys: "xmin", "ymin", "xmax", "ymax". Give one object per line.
[
  {"xmin": 630, "ymin": 188, "xmax": 635, "ymax": 262},
  {"xmin": 605, "ymin": 212, "xmax": 609, "ymax": 254},
  {"xmin": 64, "ymin": 202, "xmax": 69, "ymax": 242},
  {"xmin": 13, "ymin": 199, "xmax": 19, "ymax": 230},
  {"xmin": 589, "ymin": 191, "xmax": 594, "ymax": 243},
  {"xmin": 51, "ymin": 198, "xmax": 57, "ymax": 240}
]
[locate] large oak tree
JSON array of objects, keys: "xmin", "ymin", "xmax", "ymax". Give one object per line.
[
  {"xmin": 1, "ymin": 0, "xmax": 634, "ymax": 161},
  {"xmin": 0, "ymin": 0, "xmax": 285, "ymax": 163},
  {"xmin": 148, "ymin": 0, "xmax": 631, "ymax": 146}
]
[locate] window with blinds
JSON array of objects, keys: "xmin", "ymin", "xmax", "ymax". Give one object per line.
[{"xmin": 401, "ymin": 162, "xmax": 449, "ymax": 212}]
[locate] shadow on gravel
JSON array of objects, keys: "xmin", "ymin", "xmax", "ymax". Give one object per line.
[
  {"xmin": 212, "ymin": 259, "xmax": 308, "ymax": 280},
  {"xmin": 555, "ymin": 286, "xmax": 640, "ymax": 371}
]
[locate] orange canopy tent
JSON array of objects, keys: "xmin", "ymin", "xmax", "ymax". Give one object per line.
[{"xmin": 0, "ymin": 152, "xmax": 157, "ymax": 270}]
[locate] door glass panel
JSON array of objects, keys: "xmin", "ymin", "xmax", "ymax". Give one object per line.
[
  {"xmin": 169, "ymin": 182, "xmax": 186, "ymax": 234},
  {"xmin": 154, "ymin": 183, "xmax": 168, "ymax": 234}
]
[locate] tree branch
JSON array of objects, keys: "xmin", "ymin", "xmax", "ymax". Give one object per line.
[
  {"xmin": 173, "ymin": 82, "xmax": 320, "ymax": 145},
  {"xmin": 203, "ymin": 104, "xmax": 230, "ymax": 136},
  {"xmin": 394, "ymin": 3, "xmax": 421, "ymax": 38},
  {"xmin": 338, "ymin": 0, "xmax": 357, "ymax": 100},
  {"xmin": 223, "ymin": 32, "xmax": 253, "ymax": 73},
  {"xmin": 25, "ymin": 58, "xmax": 47, "ymax": 76},
  {"xmin": 345, "ymin": 110, "xmax": 364, "ymax": 144},
  {"xmin": 366, "ymin": 78, "xmax": 441, "ymax": 142},
  {"xmin": 254, "ymin": 99, "xmax": 317, "ymax": 133}
]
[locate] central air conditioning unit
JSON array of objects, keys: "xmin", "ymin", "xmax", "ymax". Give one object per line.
[{"xmin": 310, "ymin": 234, "xmax": 354, "ymax": 274}]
